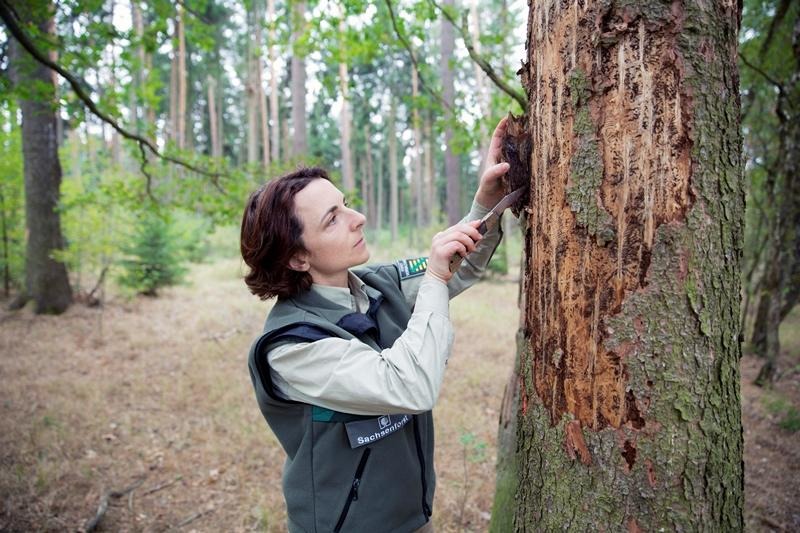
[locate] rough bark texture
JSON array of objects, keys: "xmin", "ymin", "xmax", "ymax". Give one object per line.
[
  {"xmin": 491, "ymin": 0, "xmax": 744, "ymax": 530},
  {"xmin": 10, "ymin": 2, "xmax": 72, "ymax": 314}
]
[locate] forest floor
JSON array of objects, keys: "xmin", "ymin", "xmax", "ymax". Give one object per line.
[{"xmin": 0, "ymin": 254, "xmax": 798, "ymax": 532}]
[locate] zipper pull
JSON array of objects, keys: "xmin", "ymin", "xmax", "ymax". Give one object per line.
[{"xmin": 352, "ymin": 478, "xmax": 360, "ymax": 501}]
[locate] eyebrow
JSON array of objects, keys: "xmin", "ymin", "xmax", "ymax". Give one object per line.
[
  {"xmin": 319, "ymin": 195, "xmax": 345, "ymax": 226},
  {"xmin": 320, "ymin": 205, "xmax": 338, "ymax": 225}
]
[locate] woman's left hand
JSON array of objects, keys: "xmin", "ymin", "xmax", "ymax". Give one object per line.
[{"xmin": 474, "ymin": 117, "xmax": 511, "ymax": 209}]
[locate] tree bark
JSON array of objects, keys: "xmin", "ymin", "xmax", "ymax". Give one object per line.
[
  {"xmin": 491, "ymin": 1, "xmax": 744, "ymax": 530},
  {"xmin": 267, "ymin": 0, "xmax": 280, "ymax": 163},
  {"xmin": 364, "ymin": 121, "xmax": 376, "ymax": 228},
  {"xmin": 290, "ymin": 0, "xmax": 308, "ymax": 157},
  {"xmin": 246, "ymin": 4, "xmax": 259, "ymax": 165},
  {"xmin": 255, "ymin": 0, "xmax": 270, "ymax": 169},
  {"xmin": 339, "ymin": 14, "xmax": 354, "ymax": 191},
  {"xmin": 9, "ymin": 1, "xmax": 72, "ymax": 313},
  {"xmin": 176, "ymin": 6, "xmax": 187, "ymax": 150},
  {"xmin": 412, "ymin": 64, "xmax": 423, "ymax": 228},
  {"xmin": 389, "ymin": 97, "xmax": 399, "ymax": 240},
  {"xmin": 440, "ymin": 0, "xmax": 459, "ymax": 225},
  {"xmin": 208, "ymin": 76, "xmax": 220, "ymax": 158}
]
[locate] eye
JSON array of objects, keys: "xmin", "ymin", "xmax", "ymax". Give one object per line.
[{"xmin": 327, "ymin": 214, "xmax": 337, "ymax": 226}]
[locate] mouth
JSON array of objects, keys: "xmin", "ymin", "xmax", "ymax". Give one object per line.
[{"xmin": 354, "ymin": 237, "xmax": 365, "ymax": 248}]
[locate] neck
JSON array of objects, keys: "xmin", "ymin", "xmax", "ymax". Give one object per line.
[{"xmin": 310, "ymin": 270, "xmax": 349, "ymax": 289}]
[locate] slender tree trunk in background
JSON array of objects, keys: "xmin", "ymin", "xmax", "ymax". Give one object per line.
[
  {"xmin": 255, "ymin": 0, "xmax": 270, "ymax": 169},
  {"xmin": 176, "ymin": 6, "xmax": 187, "ymax": 150},
  {"xmin": 377, "ymin": 146, "xmax": 384, "ymax": 233},
  {"xmin": 291, "ymin": 1, "xmax": 308, "ymax": 157},
  {"xmin": 750, "ymin": 15, "xmax": 800, "ymax": 385},
  {"xmin": 440, "ymin": 0, "xmax": 459, "ymax": 225},
  {"xmin": 1, "ymin": 187, "xmax": 9, "ymax": 297},
  {"xmin": 423, "ymin": 112, "xmax": 434, "ymax": 225},
  {"xmin": 131, "ymin": 0, "xmax": 144, "ymax": 134},
  {"xmin": 339, "ymin": 16, "xmax": 354, "ymax": 191},
  {"xmin": 208, "ymin": 76, "xmax": 220, "ymax": 158},
  {"xmin": 246, "ymin": 5, "xmax": 259, "ymax": 165},
  {"xmin": 412, "ymin": 65, "xmax": 423, "ymax": 228},
  {"xmin": 8, "ymin": 1, "xmax": 72, "ymax": 314},
  {"xmin": 267, "ymin": 0, "xmax": 280, "ymax": 163},
  {"xmin": 364, "ymin": 122, "xmax": 376, "ymax": 228},
  {"xmin": 491, "ymin": 1, "xmax": 744, "ymax": 530},
  {"xmin": 389, "ymin": 98, "xmax": 398, "ymax": 240},
  {"xmin": 470, "ymin": 0, "xmax": 489, "ymax": 175},
  {"xmin": 168, "ymin": 40, "xmax": 178, "ymax": 144}
]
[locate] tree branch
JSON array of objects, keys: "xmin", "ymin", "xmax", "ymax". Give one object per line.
[
  {"xmin": 739, "ymin": 51, "xmax": 785, "ymax": 93},
  {"xmin": 382, "ymin": 0, "xmax": 452, "ymax": 111},
  {"xmin": 427, "ymin": 0, "xmax": 527, "ymax": 109},
  {"xmin": 0, "ymin": 0, "xmax": 227, "ymax": 196}
]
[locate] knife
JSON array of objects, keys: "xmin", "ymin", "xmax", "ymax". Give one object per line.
[{"xmin": 448, "ymin": 186, "xmax": 526, "ymax": 273}]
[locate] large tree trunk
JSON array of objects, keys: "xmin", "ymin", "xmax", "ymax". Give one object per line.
[
  {"xmin": 440, "ymin": 0, "xmax": 459, "ymax": 225},
  {"xmin": 290, "ymin": 1, "xmax": 308, "ymax": 157},
  {"xmin": 9, "ymin": 1, "xmax": 72, "ymax": 314},
  {"xmin": 491, "ymin": 1, "xmax": 744, "ymax": 530}
]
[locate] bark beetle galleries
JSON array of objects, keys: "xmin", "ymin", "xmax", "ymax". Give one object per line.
[
  {"xmin": 500, "ymin": 113, "xmax": 531, "ymax": 216},
  {"xmin": 523, "ymin": 2, "xmax": 694, "ymax": 431}
]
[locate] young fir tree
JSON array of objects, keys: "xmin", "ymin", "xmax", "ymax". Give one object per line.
[{"xmin": 118, "ymin": 213, "xmax": 186, "ymax": 297}]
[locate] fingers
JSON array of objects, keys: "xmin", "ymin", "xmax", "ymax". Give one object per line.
[
  {"xmin": 487, "ymin": 116, "xmax": 509, "ymax": 162},
  {"xmin": 482, "ymin": 162, "xmax": 510, "ymax": 182}
]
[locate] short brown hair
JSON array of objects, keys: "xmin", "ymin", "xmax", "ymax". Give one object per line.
[{"xmin": 240, "ymin": 167, "xmax": 330, "ymax": 299}]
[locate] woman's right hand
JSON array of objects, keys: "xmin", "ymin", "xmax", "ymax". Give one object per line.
[{"xmin": 426, "ymin": 220, "xmax": 483, "ymax": 283}]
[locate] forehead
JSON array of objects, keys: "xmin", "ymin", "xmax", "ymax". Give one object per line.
[{"xmin": 293, "ymin": 178, "xmax": 342, "ymax": 224}]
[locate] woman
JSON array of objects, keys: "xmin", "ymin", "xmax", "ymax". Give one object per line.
[{"xmin": 240, "ymin": 119, "xmax": 510, "ymax": 532}]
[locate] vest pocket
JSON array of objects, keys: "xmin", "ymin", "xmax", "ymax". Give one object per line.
[{"xmin": 333, "ymin": 447, "xmax": 371, "ymax": 533}]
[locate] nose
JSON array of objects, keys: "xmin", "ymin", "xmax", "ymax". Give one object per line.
[{"xmin": 348, "ymin": 207, "xmax": 366, "ymax": 230}]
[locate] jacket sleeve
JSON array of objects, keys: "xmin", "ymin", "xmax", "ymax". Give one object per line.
[
  {"xmin": 399, "ymin": 199, "xmax": 504, "ymax": 307},
  {"xmin": 267, "ymin": 275, "xmax": 454, "ymax": 415}
]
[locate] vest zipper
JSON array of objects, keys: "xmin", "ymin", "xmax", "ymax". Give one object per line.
[
  {"xmin": 412, "ymin": 415, "xmax": 432, "ymax": 518},
  {"xmin": 333, "ymin": 447, "xmax": 371, "ymax": 532}
]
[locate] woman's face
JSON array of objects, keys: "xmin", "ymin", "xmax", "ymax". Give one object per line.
[{"xmin": 290, "ymin": 178, "xmax": 369, "ymax": 287}]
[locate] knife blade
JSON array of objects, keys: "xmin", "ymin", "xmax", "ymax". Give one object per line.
[{"xmin": 448, "ymin": 186, "xmax": 526, "ymax": 273}]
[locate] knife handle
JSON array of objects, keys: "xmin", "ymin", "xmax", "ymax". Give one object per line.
[{"xmin": 447, "ymin": 219, "xmax": 489, "ymax": 273}]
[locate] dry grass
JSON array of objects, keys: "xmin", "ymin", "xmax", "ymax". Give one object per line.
[
  {"xmin": 1, "ymin": 252, "xmax": 797, "ymax": 532},
  {"xmin": 0, "ymin": 256, "xmax": 518, "ymax": 532}
]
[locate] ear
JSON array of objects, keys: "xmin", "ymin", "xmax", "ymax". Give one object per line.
[{"xmin": 288, "ymin": 251, "xmax": 310, "ymax": 272}]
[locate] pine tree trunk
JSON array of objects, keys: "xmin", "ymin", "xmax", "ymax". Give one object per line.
[
  {"xmin": 440, "ymin": 0, "xmax": 459, "ymax": 225},
  {"xmin": 389, "ymin": 98, "xmax": 398, "ymax": 240},
  {"xmin": 290, "ymin": 1, "xmax": 308, "ymax": 157},
  {"xmin": 254, "ymin": 0, "xmax": 270, "ymax": 168},
  {"xmin": 267, "ymin": 0, "xmax": 280, "ymax": 163},
  {"xmin": 339, "ymin": 23, "xmax": 354, "ymax": 191},
  {"xmin": 364, "ymin": 122, "xmax": 376, "ymax": 228},
  {"xmin": 412, "ymin": 65, "xmax": 423, "ymax": 228},
  {"xmin": 423, "ymin": 112, "xmax": 434, "ymax": 225},
  {"xmin": 176, "ymin": 6, "xmax": 187, "ymax": 150},
  {"xmin": 246, "ymin": 5, "xmax": 259, "ymax": 165},
  {"xmin": 208, "ymin": 76, "xmax": 220, "ymax": 158},
  {"xmin": 9, "ymin": 1, "xmax": 72, "ymax": 314},
  {"xmin": 491, "ymin": 1, "xmax": 744, "ymax": 530}
]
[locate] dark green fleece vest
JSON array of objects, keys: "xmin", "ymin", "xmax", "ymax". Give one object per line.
[{"xmin": 247, "ymin": 264, "xmax": 435, "ymax": 533}]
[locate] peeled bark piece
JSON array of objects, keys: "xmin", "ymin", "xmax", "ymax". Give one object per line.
[
  {"xmin": 500, "ymin": 113, "xmax": 531, "ymax": 216},
  {"xmin": 491, "ymin": 0, "xmax": 745, "ymax": 530}
]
